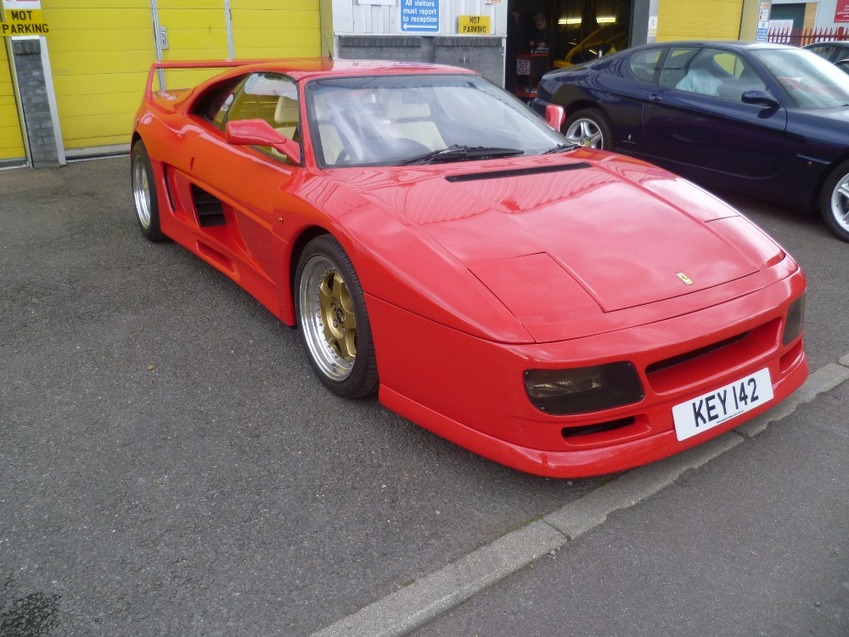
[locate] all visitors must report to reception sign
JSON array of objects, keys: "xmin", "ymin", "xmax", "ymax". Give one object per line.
[{"xmin": 401, "ymin": 0, "xmax": 439, "ymax": 33}]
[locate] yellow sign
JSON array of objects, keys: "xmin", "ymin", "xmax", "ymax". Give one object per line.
[
  {"xmin": 458, "ymin": 15, "xmax": 490, "ymax": 34},
  {"xmin": 1, "ymin": 8, "xmax": 48, "ymax": 36}
]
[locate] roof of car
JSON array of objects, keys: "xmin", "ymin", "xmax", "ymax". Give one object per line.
[
  {"xmin": 265, "ymin": 58, "xmax": 475, "ymax": 81},
  {"xmin": 634, "ymin": 40, "xmax": 795, "ymax": 51},
  {"xmin": 804, "ymin": 40, "xmax": 849, "ymax": 47},
  {"xmin": 151, "ymin": 57, "xmax": 474, "ymax": 84},
  {"xmin": 144, "ymin": 58, "xmax": 477, "ymax": 103}
]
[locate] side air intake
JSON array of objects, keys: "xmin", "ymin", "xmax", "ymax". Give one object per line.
[{"xmin": 190, "ymin": 185, "xmax": 226, "ymax": 227}]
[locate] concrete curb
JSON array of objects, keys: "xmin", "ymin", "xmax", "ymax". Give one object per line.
[{"xmin": 310, "ymin": 354, "xmax": 849, "ymax": 637}]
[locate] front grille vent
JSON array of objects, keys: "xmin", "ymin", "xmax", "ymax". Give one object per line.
[
  {"xmin": 445, "ymin": 162, "xmax": 591, "ymax": 183},
  {"xmin": 646, "ymin": 333, "xmax": 748, "ymax": 376},
  {"xmin": 561, "ymin": 417, "xmax": 636, "ymax": 440}
]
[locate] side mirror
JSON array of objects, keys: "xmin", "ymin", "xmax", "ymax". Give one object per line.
[
  {"xmin": 741, "ymin": 89, "xmax": 780, "ymax": 109},
  {"xmin": 225, "ymin": 119, "xmax": 301, "ymax": 164},
  {"xmin": 545, "ymin": 104, "xmax": 566, "ymax": 131}
]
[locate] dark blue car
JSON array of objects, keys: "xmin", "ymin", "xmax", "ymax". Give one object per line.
[{"xmin": 532, "ymin": 41, "xmax": 849, "ymax": 241}]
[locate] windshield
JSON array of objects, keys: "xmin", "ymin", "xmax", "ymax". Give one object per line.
[
  {"xmin": 305, "ymin": 74, "xmax": 565, "ymax": 167},
  {"xmin": 753, "ymin": 48, "xmax": 849, "ymax": 108}
]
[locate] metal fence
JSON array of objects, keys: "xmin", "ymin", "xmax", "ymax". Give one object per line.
[{"xmin": 767, "ymin": 26, "xmax": 848, "ymax": 47}]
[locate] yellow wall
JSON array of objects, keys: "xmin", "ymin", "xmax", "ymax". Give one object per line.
[
  {"xmin": 155, "ymin": 0, "xmax": 231, "ymax": 90},
  {"xmin": 657, "ymin": 0, "xmax": 744, "ymax": 41},
  {"xmin": 20, "ymin": 0, "xmax": 320, "ymax": 155},
  {"xmin": 158, "ymin": 0, "xmax": 228, "ymax": 60},
  {"xmin": 803, "ymin": 2, "xmax": 817, "ymax": 30},
  {"xmin": 154, "ymin": 0, "xmax": 321, "ymax": 88},
  {"xmin": 1, "ymin": 41, "xmax": 26, "ymax": 161},
  {"xmin": 231, "ymin": 0, "xmax": 322, "ymax": 59},
  {"xmin": 41, "ymin": 0, "xmax": 153, "ymax": 151}
]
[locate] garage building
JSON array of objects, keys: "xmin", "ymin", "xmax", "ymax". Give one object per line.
[{"xmin": 2, "ymin": 0, "xmax": 761, "ymax": 168}]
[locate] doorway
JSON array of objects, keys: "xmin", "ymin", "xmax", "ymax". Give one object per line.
[{"xmin": 510, "ymin": 0, "xmax": 632, "ymax": 66}]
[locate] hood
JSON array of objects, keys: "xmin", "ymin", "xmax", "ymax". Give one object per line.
[
  {"xmin": 331, "ymin": 154, "xmax": 781, "ymax": 342},
  {"xmin": 790, "ymin": 106, "xmax": 849, "ymax": 143}
]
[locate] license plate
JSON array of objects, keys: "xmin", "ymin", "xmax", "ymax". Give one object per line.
[{"xmin": 672, "ymin": 368, "xmax": 773, "ymax": 441}]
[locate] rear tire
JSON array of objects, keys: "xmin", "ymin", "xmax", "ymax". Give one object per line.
[
  {"xmin": 563, "ymin": 108, "xmax": 613, "ymax": 150},
  {"xmin": 819, "ymin": 159, "xmax": 849, "ymax": 242},
  {"xmin": 131, "ymin": 141, "xmax": 165, "ymax": 242}
]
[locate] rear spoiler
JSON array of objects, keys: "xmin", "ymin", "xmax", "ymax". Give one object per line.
[{"xmin": 144, "ymin": 59, "xmax": 274, "ymax": 101}]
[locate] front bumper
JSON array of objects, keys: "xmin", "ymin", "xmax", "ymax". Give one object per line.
[{"xmin": 369, "ymin": 265, "xmax": 808, "ymax": 478}]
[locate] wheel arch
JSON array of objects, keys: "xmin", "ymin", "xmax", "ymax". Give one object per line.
[
  {"xmin": 550, "ymin": 82, "xmax": 606, "ymax": 117},
  {"xmin": 812, "ymin": 151, "xmax": 849, "ymax": 212},
  {"xmin": 558, "ymin": 98, "xmax": 610, "ymax": 129},
  {"xmin": 284, "ymin": 224, "xmax": 333, "ymax": 326},
  {"xmin": 283, "ymin": 202, "xmax": 535, "ymax": 345}
]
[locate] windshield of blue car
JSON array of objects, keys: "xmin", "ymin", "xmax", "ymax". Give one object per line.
[
  {"xmin": 753, "ymin": 48, "xmax": 849, "ymax": 108},
  {"xmin": 305, "ymin": 74, "xmax": 565, "ymax": 168}
]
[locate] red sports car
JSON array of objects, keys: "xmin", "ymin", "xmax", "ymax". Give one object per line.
[{"xmin": 131, "ymin": 58, "xmax": 808, "ymax": 478}]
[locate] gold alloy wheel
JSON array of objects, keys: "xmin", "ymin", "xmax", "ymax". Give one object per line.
[
  {"xmin": 299, "ymin": 254, "xmax": 357, "ymax": 382},
  {"xmin": 319, "ymin": 269, "xmax": 357, "ymax": 361}
]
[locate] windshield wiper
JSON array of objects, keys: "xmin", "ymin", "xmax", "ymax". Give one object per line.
[
  {"xmin": 401, "ymin": 144, "xmax": 525, "ymax": 165},
  {"xmin": 542, "ymin": 143, "xmax": 577, "ymax": 154}
]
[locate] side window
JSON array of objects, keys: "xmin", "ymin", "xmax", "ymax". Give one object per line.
[
  {"xmin": 212, "ymin": 91, "xmax": 238, "ymax": 129},
  {"xmin": 672, "ymin": 49, "xmax": 766, "ymax": 101},
  {"xmin": 808, "ymin": 45, "xmax": 837, "ymax": 63},
  {"xmin": 713, "ymin": 51, "xmax": 767, "ymax": 100},
  {"xmin": 191, "ymin": 76, "xmax": 244, "ymax": 126},
  {"xmin": 209, "ymin": 73, "xmax": 300, "ymax": 162},
  {"xmin": 628, "ymin": 48, "xmax": 663, "ymax": 83},
  {"xmin": 224, "ymin": 73, "xmax": 299, "ymax": 136},
  {"xmin": 658, "ymin": 47, "xmax": 699, "ymax": 89}
]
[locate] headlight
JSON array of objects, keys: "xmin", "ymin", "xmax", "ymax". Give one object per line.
[
  {"xmin": 524, "ymin": 362, "xmax": 644, "ymax": 415},
  {"xmin": 782, "ymin": 293, "xmax": 805, "ymax": 346}
]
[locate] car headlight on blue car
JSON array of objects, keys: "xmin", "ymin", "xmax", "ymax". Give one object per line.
[{"xmin": 524, "ymin": 362, "xmax": 644, "ymax": 414}]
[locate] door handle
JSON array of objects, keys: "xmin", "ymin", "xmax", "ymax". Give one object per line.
[{"xmin": 648, "ymin": 92, "xmax": 664, "ymax": 103}]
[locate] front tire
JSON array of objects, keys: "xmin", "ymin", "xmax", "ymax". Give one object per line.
[
  {"xmin": 819, "ymin": 159, "xmax": 849, "ymax": 242},
  {"xmin": 295, "ymin": 235, "xmax": 378, "ymax": 398},
  {"xmin": 130, "ymin": 141, "xmax": 165, "ymax": 241},
  {"xmin": 563, "ymin": 108, "xmax": 613, "ymax": 150}
]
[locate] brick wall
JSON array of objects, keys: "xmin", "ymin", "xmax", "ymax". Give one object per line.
[
  {"xmin": 10, "ymin": 39, "xmax": 61, "ymax": 168},
  {"xmin": 337, "ymin": 35, "xmax": 504, "ymax": 86}
]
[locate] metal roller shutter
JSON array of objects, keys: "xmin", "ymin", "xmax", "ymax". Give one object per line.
[
  {"xmin": 1, "ymin": 42, "xmax": 26, "ymax": 162},
  {"xmin": 41, "ymin": 0, "xmax": 151, "ymax": 154},
  {"xmin": 40, "ymin": 0, "xmax": 320, "ymax": 156},
  {"xmin": 658, "ymin": 0, "xmax": 744, "ymax": 41},
  {"xmin": 230, "ymin": 0, "xmax": 321, "ymax": 59}
]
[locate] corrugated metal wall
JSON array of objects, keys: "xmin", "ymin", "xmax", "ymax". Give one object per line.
[
  {"xmin": 231, "ymin": 0, "xmax": 321, "ymax": 58},
  {"xmin": 41, "ymin": 0, "xmax": 151, "ymax": 153},
  {"xmin": 657, "ymin": 0, "xmax": 744, "ymax": 40},
  {"xmin": 1, "ymin": 42, "xmax": 26, "ymax": 162},
  {"xmin": 3, "ymin": 0, "xmax": 749, "ymax": 163},
  {"xmin": 331, "ymin": 0, "xmax": 507, "ymax": 35},
  {"xmin": 6, "ymin": 0, "xmax": 321, "ymax": 159}
]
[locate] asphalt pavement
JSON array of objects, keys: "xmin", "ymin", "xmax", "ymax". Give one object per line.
[
  {"xmin": 414, "ymin": 373, "xmax": 849, "ymax": 637},
  {"xmin": 1, "ymin": 157, "xmax": 847, "ymax": 637}
]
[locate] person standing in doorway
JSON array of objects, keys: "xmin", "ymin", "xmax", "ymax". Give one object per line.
[
  {"xmin": 506, "ymin": 5, "xmax": 529, "ymax": 92},
  {"xmin": 529, "ymin": 13, "xmax": 558, "ymax": 54}
]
